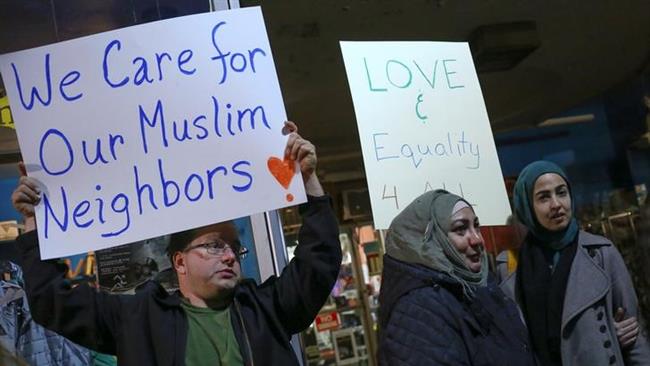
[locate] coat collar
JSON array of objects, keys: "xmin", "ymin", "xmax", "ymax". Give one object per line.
[
  {"xmin": 561, "ymin": 231, "xmax": 611, "ymax": 327},
  {"xmin": 500, "ymin": 231, "xmax": 612, "ymax": 328}
]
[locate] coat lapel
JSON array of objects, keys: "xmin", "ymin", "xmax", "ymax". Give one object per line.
[{"xmin": 561, "ymin": 235, "xmax": 609, "ymax": 329}]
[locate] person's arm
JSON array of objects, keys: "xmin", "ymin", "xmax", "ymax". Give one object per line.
[
  {"xmin": 262, "ymin": 122, "xmax": 342, "ymax": 335},
  {"xmin": 12, "ymin": 163, "xmax": 123, "ymax": 354},
  {"xmin": 606, "ymin": 245, "xmax": 650, "ymax": 364}
]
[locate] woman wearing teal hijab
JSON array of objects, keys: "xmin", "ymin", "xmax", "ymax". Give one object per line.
[{"xmin": 502, "ymin": 160, "xmax": 650, "ymax": 366}]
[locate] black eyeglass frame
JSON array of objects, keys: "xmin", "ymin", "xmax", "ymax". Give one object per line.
[{"xmin": 182, "ymin": 239, "xmax": 249, "ymax": 259}]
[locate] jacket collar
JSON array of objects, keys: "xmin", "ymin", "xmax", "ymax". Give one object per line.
[
  {"xmin": 147, "ymin": 279, "xmax": 254, "ymax": 308},
  {"xmin": 136, "ymin": 280, "xmax": 182, "ymax": 307},
  {"xmin": 561, "ymin": 231, "xmax": 610, "ymax": 327},
  {"xmin": 501, "ymin": 231, "xmax": 612, "ymax": 328}
]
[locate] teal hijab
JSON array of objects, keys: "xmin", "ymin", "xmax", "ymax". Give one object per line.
[
  {"xmin": 513, "ymin": 161, "xmax": 579, "ymax": 250},
  {"xmin": 385, "ymin": 189, "xmax": 488, "ymax": 298}
]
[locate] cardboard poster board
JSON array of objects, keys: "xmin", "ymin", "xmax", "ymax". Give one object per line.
[
  {"xmin": 340, "ymin": 41, "xmax": 511, "ymax": 229},
  {"xmin": 0, "ymin": 7, "xmax": 305, "ymax": 258}
]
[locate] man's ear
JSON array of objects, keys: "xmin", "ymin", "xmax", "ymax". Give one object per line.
[{"xmin": 173, "ymin": 252, "xmax": 187, "ymax": 275}]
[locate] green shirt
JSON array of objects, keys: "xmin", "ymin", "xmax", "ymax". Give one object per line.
[{"xmin": 181, "ymin": 300, "xmax": 244, "ymax": 366}]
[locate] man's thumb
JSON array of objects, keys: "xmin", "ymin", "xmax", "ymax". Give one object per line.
[{"xmin": 18, "ymin": 162, "xmax": 27, "ymax": 177}]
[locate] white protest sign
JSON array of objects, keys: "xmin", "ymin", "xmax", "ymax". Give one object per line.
[
  {"xmin": 340, "ymin": 41, "xmax": 511, "ymax": 229},
  {"xmin": 0, "ymin": 7, "xmax": 305, "ymax": 259}
]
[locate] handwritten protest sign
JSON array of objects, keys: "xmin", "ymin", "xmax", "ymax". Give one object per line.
[
  {"xmin": 340, "ymin": 41, "xmax": 511, "ymax": 229},
  {"xmin": 0, "ymin": 7, "xmax": 305, "ymax": 259}
]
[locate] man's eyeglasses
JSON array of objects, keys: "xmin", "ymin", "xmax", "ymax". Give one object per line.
[{"xmin": 183, "ymin": 239, "xmax": 249, "ymax": 259}]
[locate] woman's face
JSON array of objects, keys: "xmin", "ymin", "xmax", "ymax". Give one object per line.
[
  {"xmin": 532, "ymin": 173, "xmax": 573, "ymax": 232},
  {"xmin": 447, "ymin": 207, "xmax": 484, "ymax": 273}
]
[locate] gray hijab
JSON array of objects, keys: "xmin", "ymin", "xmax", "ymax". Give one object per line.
[{"xmin": 385, "ymin": 189, "xmax": 488, "ymax": 298}]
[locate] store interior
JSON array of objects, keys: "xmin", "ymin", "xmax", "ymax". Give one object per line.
[{"xmin": 1, "ymin": 1, "xmax": 650, "ymax": 365}]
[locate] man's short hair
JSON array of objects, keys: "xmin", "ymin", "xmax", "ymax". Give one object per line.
[{"xmin": 166, "ymin": 221, "xmax": 240, "ymax": 265}]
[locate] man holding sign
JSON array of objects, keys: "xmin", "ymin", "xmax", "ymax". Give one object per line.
[{"xmin": 11, "ymin": 122, "xmax": 342, "ymax": 366}]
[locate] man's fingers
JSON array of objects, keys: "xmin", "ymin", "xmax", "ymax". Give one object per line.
[
  {"xmin": 295, "ymin": 141, "xmax": 315, "ymax": 163},
  {"xmin": 619, "ymin": 328, "xmax": 639, "ymax": 346},
  {"xmin": 292, "ymin": 139, "xmax": 308, "ymax": 160},
  {"xmin": 282, "ymin": 121, "xmax": 298, "ymax": 135},
  {"xmin": 16, "ymin": 179, "xmax": 41, "ymax": 203},
  {"xmin": 296, "ymin": 143, "xmax": 314, "ymax": 163},
  {"xmin": 623, "ymin": 327, "xmax": 640, "ymax": 339},
  {"xmin": 20, "ymin": 176, "xmax": 41, "ymax": 193},
  {"xmin": 617, "ymin": 317, "xmax": 636, "ymax": 329},
  {"xmin": 284, "ymin": 133, "xmax": 298, "ymax": 158},
  {"xmin": 14, "ymin": 190, "xmax": 40, "ymax": 206},
  {"xmin": 619, "ymin": 320, "xmax": 639, "ymax": 335}
]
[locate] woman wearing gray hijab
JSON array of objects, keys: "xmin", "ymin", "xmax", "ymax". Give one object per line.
[{"xmin": 378, "ymin": 189, "xmax": 535, "ymax": 366}]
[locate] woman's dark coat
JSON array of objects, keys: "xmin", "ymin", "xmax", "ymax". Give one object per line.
[{"xmin": 378, "ymin": 254, "xmax": 536, "ymax": 366}]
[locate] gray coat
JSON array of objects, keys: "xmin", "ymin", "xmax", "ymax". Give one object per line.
[{"xmin": 501, "ymin": 231, "xmax": 650, "ymax": 366}]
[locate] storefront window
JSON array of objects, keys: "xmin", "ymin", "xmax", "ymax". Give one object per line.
[{"xmin": 284, "ymin": 210, "xmax": 383, "ymax": 366}]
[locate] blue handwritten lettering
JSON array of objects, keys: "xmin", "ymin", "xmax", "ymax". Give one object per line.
[
  {"xmin": 177, "ymin": 50, "xmax": 195, "ymax": 75},
  {"xmin": 72, "ymin": 200, "xmax": 93, "ymax": 228},
  {"xmin": 95, "ymin": 185, "xmax": 106, "ymax": 224},
  {"xmin": 372, "ymin": 131, "xmax": 481, "ymax": 169},
  {"xmin": 103, "ymin": 40, "xmax": 129, "ymax": 88},
  {"xmin": 101, "ymin": 193, "xmax": 130, "ymax": 237},
  {"xmin": 109, "ymin": 134, "xmax": 125, "ymax": 161},
  {"xmin": 158, "ymin": 158, "xmax": 180, "ymax": 207},
  {"xmin": 133, "ymin": 57, "xmax": 154, "ymax": 86},
  {"xmin": 184, "ymin": 173, "xmax": 205, "ymax": 202},
  {"xmin": 468, "ymin": 143, "xmax": 480, "ymax": 169},
  {"xmin": 11, "ymin": 54, "xmax": 53, "ymax": 110},
  {"xmin": 41, "ymin": 157, "xmax": 259, "ymax": 240},
  {"xmin": 172, "ymin": 119, "xmax": 193, "ymax": 142},
  {"xmin": 133, "ymin": 165, "xmax": 159, "ymax": 215},
  {"xmin": 155, "ymin": 52, "xmax": 173, "ymax": 80},
  {"xmin": 373, "ymin": 133, "xmax": 398, "ymax": 161},
  {"xmin": 193, "ymin": 115, "xmax": 209, "ymax": 139},
  {"xmin": 210, "ymin": 21, "xmax": 267, "ymax": 84},
  {"xmin": 206, "ymin": 165, "xmax": 228, "ymax": 199},
  {"xmin": 401, "ymin": 144, "xmax": 422, "ymax": 168},
  {"xmin": 231, "ymin": 160, "xmax": 252, "ymax": 192},
  {"xmin": 43, "ymin": 186, "xmax": 69, "ymax": 238},
  {"xmin": 39, "ymin": 128, "xmax": 74, "ymax": 176},
  {"xmin": 237, "ymin": 105, "xmax": 270, "ymax": 132},
  {"xmin": 59, "ymin": 70, "xmax": 83, "ymax": 102},
  {"xmin": 212, "ymin": 96, "xmax": 223, "ymax": 137},
  {"xmin": 210, "ymin": 21, "xmax": 230, "ymax": 84},
  {"xmin": 82, "ymin": 139, "xmax": 109, "ymax": 165},
  {"xmin": 139, "ymin": 99, "xmax": 167, "ymax": 154}
]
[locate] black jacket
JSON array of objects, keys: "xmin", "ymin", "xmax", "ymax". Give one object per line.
[
  {"xmin": 16, "ymin": 195, "xmax": 342, "ymax": 366},
  {"xmin": 378, "ymin": 255, "xmax": 536, "ymax": 366}
]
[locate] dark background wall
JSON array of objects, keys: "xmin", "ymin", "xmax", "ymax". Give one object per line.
[{"xmin": 495, "ymin": 73, "xmax": 650, "ymax": 213}]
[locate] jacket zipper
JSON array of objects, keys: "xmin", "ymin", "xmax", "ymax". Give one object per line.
[{"xmin": 234, "ymin": 300, "xmax": 255, "ymax": 366}]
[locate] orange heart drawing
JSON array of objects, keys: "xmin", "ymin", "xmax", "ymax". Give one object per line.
[{"xmin": 267, "ymin": 157, "xmax": 295, "ymax": 189}]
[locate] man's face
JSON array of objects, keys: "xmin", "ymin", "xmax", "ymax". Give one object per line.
[{"xmin": 175, "ymin": 222, "xmax": 242, "ymax": 303}]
